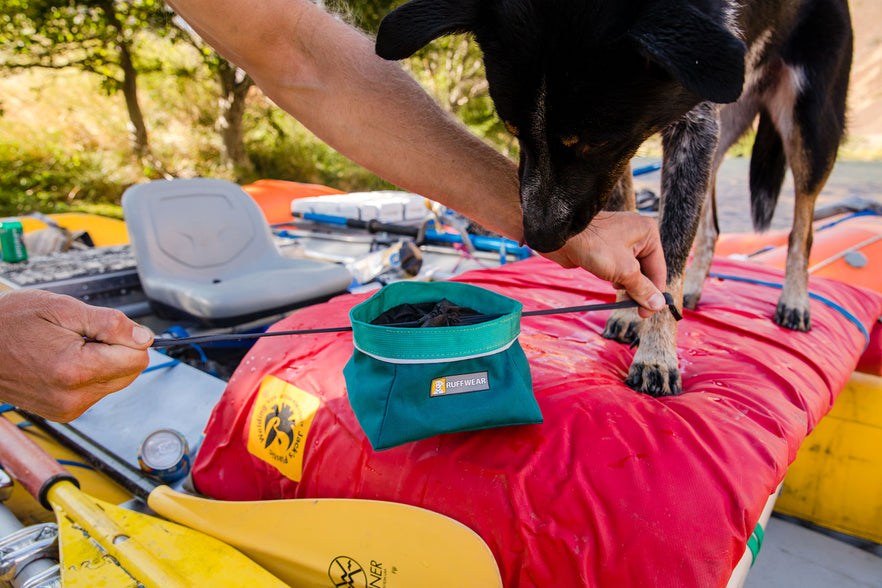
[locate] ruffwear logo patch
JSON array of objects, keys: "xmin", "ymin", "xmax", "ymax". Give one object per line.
[
  {"xmin": 430, "ymin": 371, "xmax": 490, "ymax": 397},
  {"xmin": 248, "ymin": 375, "xmax": 320, "ymax": 482}
]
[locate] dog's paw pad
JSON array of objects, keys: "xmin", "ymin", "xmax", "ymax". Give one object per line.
[
  {"xmin": 774, "ymin": 303, "xmax": 811, "ymax": 332},
  {"xmin": 603, "ymin": 317, "xmax": 641, "ymax": 345},
  {"xmin": 625, "ymin": 363, "xmax": 683, "ymax": 397}
]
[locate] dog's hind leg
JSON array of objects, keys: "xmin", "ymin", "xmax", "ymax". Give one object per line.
[
  {"xmin": 626, "ymin": 102, "xmax": 720, "ymax": 396},
  {"xmin": 602, "ymin": 163, "xmax": 646, "ymax": 344},
  {"xmin": 774, "ymin": 82, "xmax": 848, "ymax": 329},
  {"xmin": 682, "ymin": 182, "xmax": 718, "ymax": 310},
  {"xmin": 683, "ymin": 96, "xmax": 762, "ymax": 309},
  {"xmin": 770, "ymin": 4, "xmax": 851, "ymax": 331}
]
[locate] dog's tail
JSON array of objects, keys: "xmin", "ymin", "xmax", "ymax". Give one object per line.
[{"xmin": 749, "ymin": 110, "xmax": 787, "ymax": 232}]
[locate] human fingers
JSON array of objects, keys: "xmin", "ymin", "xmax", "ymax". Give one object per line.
[
  {"xmin": 630, "ymin": 214, "xmax": 667, "ymax": 294},
  {"xmin": 0, "ymin": 291, "xmax": 152, "ymax": 421},
  {"xmin": 43, "ymin": 292, "xmax": 154, "ymax": 349},
  {"xmin": 542, "ymin": 212, "xmax": 668, "ymax": 316},
  {"xmin": 613, "ymin": 214, "xmax": 667, "ymax": 317},
  {"xmin": 18, "ymin": 367, "xmax": 145, "ymax": 423},
  {"xmin": 52, "ymin": 300, "xmax": 153, "ymax": 411},
  {"xmin": 26, "ymin": 333, "xmax": 151, "ymax": 422}
]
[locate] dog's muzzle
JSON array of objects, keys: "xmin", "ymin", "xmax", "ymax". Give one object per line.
[
  {"xmin": 521, "ymin": 193, "xmax": 599, "ymax": 254},
  {"xmin": 522, "ymin": 221, "xmax": 570, "ymax": 253}
]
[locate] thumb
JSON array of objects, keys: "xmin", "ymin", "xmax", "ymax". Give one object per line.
[
  {"xmin": 79, "ymin": 304, "xmax": 154, "ymax": 350},
  {"xmin": 617, "ymin": 272, "xmax": 667, "ymax": 319}
]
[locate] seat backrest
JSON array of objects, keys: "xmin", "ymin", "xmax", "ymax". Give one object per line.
[{"xmin": 122, "ymin": 178, "xmax": 279, "ymax": 282}]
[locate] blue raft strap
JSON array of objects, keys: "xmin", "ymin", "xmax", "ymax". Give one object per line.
[
  {"xmin": 56, "ymin": 459, "xmax": 95, "ymax": 471},
  {"xmin": 814, "ymin": 209, "xmax": 882, "ymax": 232},
  {"xmin": 708, "ymin": 273, "xmax": 870, "ymax": 350},
  {"xmin": 141, "ymin": 359, "xmax": 182, "ymax": 373}
]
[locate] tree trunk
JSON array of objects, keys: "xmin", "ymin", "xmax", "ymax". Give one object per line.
[
  {"xmin": 118, "ymin": 41, "xmax": 150, "ymax": 158},
  {"xmin": 96, "ymin": 0, "xmax": 151, "ymax": 159},
  {"xmin": 217, "ymin": 63, "xmax": 255, "ymax": 176}
]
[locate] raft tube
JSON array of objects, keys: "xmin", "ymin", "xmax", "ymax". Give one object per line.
[
  {"xmin": 192, "ymin": 256, "xmax": 882, "ymax": 588},
  {"xmin": 241, "ymin": 179, "xmax": 344, "ymax": 225}
]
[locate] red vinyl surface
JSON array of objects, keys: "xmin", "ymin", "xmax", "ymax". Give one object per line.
[{"xmin": 192, "ymin": 257, "xmax": 882, "ymax": 588}]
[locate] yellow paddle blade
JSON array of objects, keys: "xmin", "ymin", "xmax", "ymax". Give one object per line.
[
  {"xmin": 50, "ymin": 483, "xmax": 288, "ymax": 588},
  {"xmin": 149, "ymin": 486, "xmax": 503, "ymax": 588},
  {"xmin": 57, "ymin": 509, "xmax": 141, "ymax": 587}
]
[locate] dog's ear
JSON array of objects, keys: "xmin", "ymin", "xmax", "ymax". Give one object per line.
[
  {"xmin": 628, "ymin": 2, "xmax": 747, "ymax": 103},
  {"xmin": 376, "ymin": 0, "xmax": 478, "ymax": 60}
]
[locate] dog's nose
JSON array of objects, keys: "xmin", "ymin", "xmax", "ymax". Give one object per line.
[
  {"xmin": 520, "ymin": 182, "xmax": 602, "ymax": 253},
  {"xmin": 522, "ymin": 216, "xmax": 571, "ymax": 253}
]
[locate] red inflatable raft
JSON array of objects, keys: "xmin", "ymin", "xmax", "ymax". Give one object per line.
[
  {"xmin": 716, "ymin": 211, "xmax": 882, "ymax": 376},
  {"xmin": 192, "ymin": 257, "xmax": 882, "ymax": 588}
]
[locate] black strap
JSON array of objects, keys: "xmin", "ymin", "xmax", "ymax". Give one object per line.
[
  {"xmin": 523, "ymin": 293, "xmax": 681, "ymax": 320},
  {"xmin": 150, "ymin": 293, "xmax": 681, "ymax": 349}
]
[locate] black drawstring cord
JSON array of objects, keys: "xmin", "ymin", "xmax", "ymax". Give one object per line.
[{"xmin": 150, "ymin": 293, "xmax": 681, "ymax": 349}]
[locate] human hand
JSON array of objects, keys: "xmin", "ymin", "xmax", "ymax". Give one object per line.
[
  {"xmin": 542, "ymin": 211, "xmax": 667, "ymax": 318},
  {"xmin": 0, "ymin": 289, "xmax": 153, "ymax": 422}
]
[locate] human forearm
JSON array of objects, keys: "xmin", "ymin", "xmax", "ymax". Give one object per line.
[
  {"xmin": 165, "ymin": 0, "xmax": 524, "ymax": 240},
  {"xmin": 163, "ymin": 0, "xmax": 667, "ymax": 312}
]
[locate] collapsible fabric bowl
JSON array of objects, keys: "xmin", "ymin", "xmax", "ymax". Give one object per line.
[{"xmin": 343, "ymin": 281, "xmax": 541, "ymax": 450}]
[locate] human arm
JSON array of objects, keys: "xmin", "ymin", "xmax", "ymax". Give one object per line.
[
  {"xmin": 164, "ymin": 0, "xmax": 666, "ymax": 311},
  {"xmin": 0, "ymin": 289, "xmax": 153, "ymax": 422}
]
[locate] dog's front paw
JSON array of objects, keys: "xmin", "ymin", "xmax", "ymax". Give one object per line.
[
  {"xmin": 603, "ymin": 309, "xmax": 641, "ymax": 345},
  {"xmin": 625, "ymin": 362, "xmax": 683, "ymax": 397},
  {"xmin": 774, "ymin": 302, "xmax": 811, "ymax": 331}
]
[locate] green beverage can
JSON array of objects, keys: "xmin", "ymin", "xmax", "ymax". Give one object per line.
[{"xmin": 0, "ymin": 218, "xmax": 28, "ymax": 263}]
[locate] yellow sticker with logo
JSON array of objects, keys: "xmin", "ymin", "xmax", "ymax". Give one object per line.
[{"xmin": 248, "ymin": 375, "xmax": 321, "ymax": 482}]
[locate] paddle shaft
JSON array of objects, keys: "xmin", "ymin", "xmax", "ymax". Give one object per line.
[
  {"xmin": 0, "ymin": 418, "xmax": 77, "ymax": 510},
  {"xmin": 18, "ymin": 412, "xmax": 157, "ymax": 501},
  {"xmin": 0, "ymin": 416, "xmax": 190, "ymax": 588}
]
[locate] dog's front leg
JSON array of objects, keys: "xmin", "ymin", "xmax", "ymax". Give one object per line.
[{"xmin": 626, "ymin": 102, "xmax": 720, "ymax": 396}]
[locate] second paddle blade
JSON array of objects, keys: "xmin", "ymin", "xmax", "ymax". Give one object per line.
[
  {"xmin": 148, "ymin": 486, "xmax": 503, "ymax": 588},
  {"xmin": 52, "ymin": 489, "xmax": 288, "ymax": 588}
]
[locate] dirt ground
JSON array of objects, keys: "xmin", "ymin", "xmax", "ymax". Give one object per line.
[
  {"xmin": 843, "ymin": 0, "xmax": 882, "ymax": 142},
  {"xmin": 632, "ymin": 156, "xmax": 882, "ymax": 234}
]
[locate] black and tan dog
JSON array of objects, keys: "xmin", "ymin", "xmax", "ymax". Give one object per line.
[{"xmin": 376, "ymin": 0, "xmax": 853, "ymax": 396}]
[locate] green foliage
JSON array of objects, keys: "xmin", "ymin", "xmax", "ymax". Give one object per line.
[
  {"xmin": 0, "ymin": 0, "xmax": 513, "ymax": 216},
  {"xmin": 0, "ymin": 0, "xmax": 173, "ymax": 77},
  {"xmin": 404, "ymin": 36, "xmax": 517, "ymax": 157},
  {"xmin": 321, "ymin": 0, "xmax": 402, "ymax": 33},
  {"xmin": 323, "ymin": 0, "xmax": 516, "ymax": 155},
  {"xmin": 240, "ymin": 100, "xmax": 394, "ymax": 191},
  {"xmin": 0, "ymin": 137, "xmax": 124, "ymax": 217}
]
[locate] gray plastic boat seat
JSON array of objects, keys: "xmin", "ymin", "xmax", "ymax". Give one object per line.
[{"xmin": 122, "ymin": 178, "xmax": 353, "ymax": 324}]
